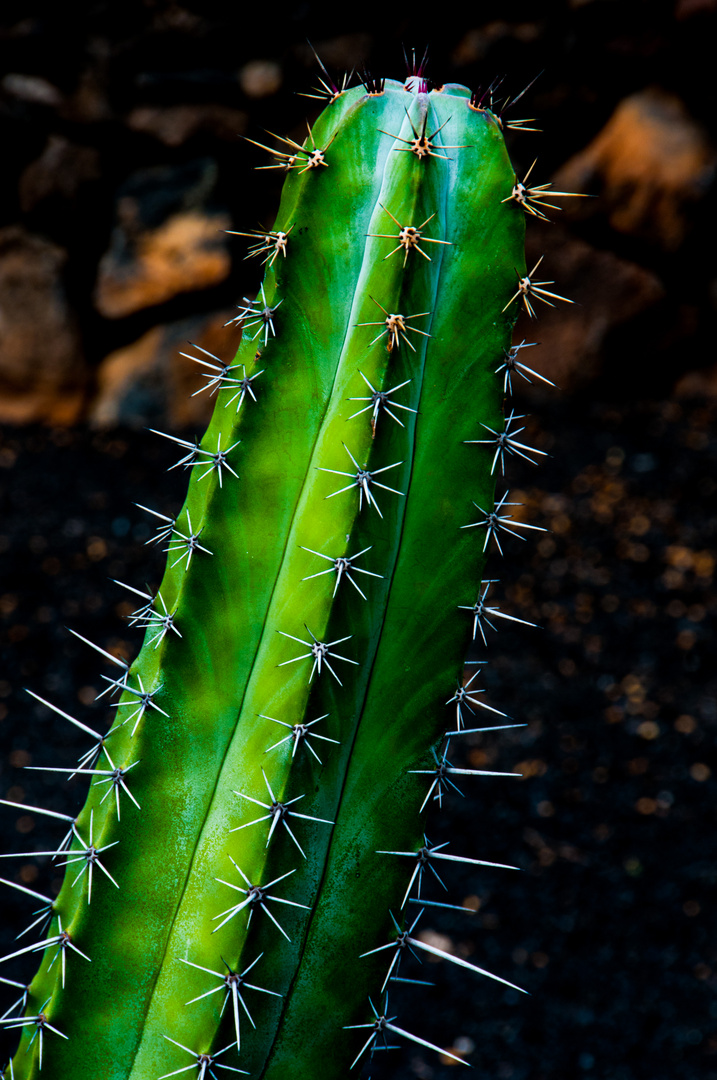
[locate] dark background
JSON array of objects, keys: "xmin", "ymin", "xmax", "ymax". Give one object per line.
[{"xmin": 1, "ymin": 3, "xmax": 716, "ymax": 1078}]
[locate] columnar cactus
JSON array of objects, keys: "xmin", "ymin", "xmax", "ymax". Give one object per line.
[{"xmin": 2, "ymin": 60, "xmax": 567, "ymax": 1079}]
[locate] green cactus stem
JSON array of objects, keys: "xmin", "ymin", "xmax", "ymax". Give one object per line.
[{"xmin": 2, "ymin": 64, "xmax": 567, "ymax": 1080}]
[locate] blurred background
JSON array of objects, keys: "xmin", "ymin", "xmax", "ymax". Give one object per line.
[{"xmin": 0, "ymin": 2, "xmax": 716, "ymax": 1078}]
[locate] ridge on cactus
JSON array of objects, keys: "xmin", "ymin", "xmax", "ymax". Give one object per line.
[{"xmin": 1, "ymin": 54, "xmax": 575, "ymax": 1080}]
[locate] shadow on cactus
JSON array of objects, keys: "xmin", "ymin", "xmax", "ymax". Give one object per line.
[{"xmin": 1, "ymin": 55, "xmax": 574, "ymax": 1079}]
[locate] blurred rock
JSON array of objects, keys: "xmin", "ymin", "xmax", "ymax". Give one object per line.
[
  {"xmin": 19, "ymin": 135, "xmax": 101, "ymax": 213},
  {"xmin": 89, "ymin": 310, "xmax": 240, "ymax": 428},
  {"xmin": 452, "ymin": 21, "xmax": 541, "ymax": 64},
  {"xmin": 94, "ymin": 159, "xmax": 231, "ymax": 318},
  {"xmin": 150, "ymin": 4, "xmax": 207, "ymax": 32},
  {"xmin": 674, "ymin": 365, "xmax": 717, "ymax": 398},
  {"xmin": 675, "ymin": 0, "xmax": 717, "ymax": 17},
  {"xmin": 126, "ymin": 104, "xmax": 247, "ymax": 146},
  {"xmin": 0, "ymin": 226, "xmax": 85, "ymax": 424},
  {"xmin": 1, "ymin": 73, "xmax": 64, "ymax": 107},
  {"xmin": 514, "ymin": 225, "xmax": 665, "ymax": 391},
  {"xmin": 553, "ymin": 88, "xmax": 716, "ymax": 250},
  {"xmin": 60, "ymin": 65, "xmax": 112, "ymax": 124},
  {"xmin": 57, "ymin": 38, "xmax": 113, "ymax": 123},
  {"xmin": 238, "ymin": 60, "xmax": 282, "ymax": 99},
  {"xmin": 297, "ymin": 34, "xmax": 372, "ymax": 72}
]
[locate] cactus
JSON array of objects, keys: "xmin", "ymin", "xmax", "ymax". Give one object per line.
[{"xmin": 1, "ymin": 59, "xmax": 568, "ymax": 1079}]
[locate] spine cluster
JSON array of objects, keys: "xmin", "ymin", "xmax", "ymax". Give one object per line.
[{"xmin": 2, "ymin": 63, "xmax": 572, "ymax": 1080}]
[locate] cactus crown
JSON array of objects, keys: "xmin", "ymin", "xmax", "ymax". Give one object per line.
[{"xmin": 2, "ymin": 56, "xmax": 569, "ymax": 1080}]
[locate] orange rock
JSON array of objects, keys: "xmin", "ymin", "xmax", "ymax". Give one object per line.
[
  {"xmin": 89, "ymin": 310, "xmax": 241, "ymax": 428},
  {"xmin": 95, "ymin": 209, "xmax": 232, "ymax": 318},
  {"xmin": 511, "ymin": 225, "xmax": 665, "ymax": 393},
  {"xmin": 553, "ymin": 88, "xmax": 716, "ymax": 250},
  {"xmin": 0, "ymin": 226, "xmax": 85, "ymax": 425}
]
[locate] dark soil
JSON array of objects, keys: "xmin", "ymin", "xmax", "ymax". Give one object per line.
[{"xmin": 1, "ymin": 391, "xmax": 716, "ymax": 1080}]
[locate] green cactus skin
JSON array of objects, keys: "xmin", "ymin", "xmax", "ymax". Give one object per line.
[{"xmin": 4, "ymin": 71, "xmax": 538, "ymax": 1079}]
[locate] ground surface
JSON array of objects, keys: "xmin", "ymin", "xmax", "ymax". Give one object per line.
[{"xmin": 1, "ymin": 391, "xmax": 715, "ymax": 1080}]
